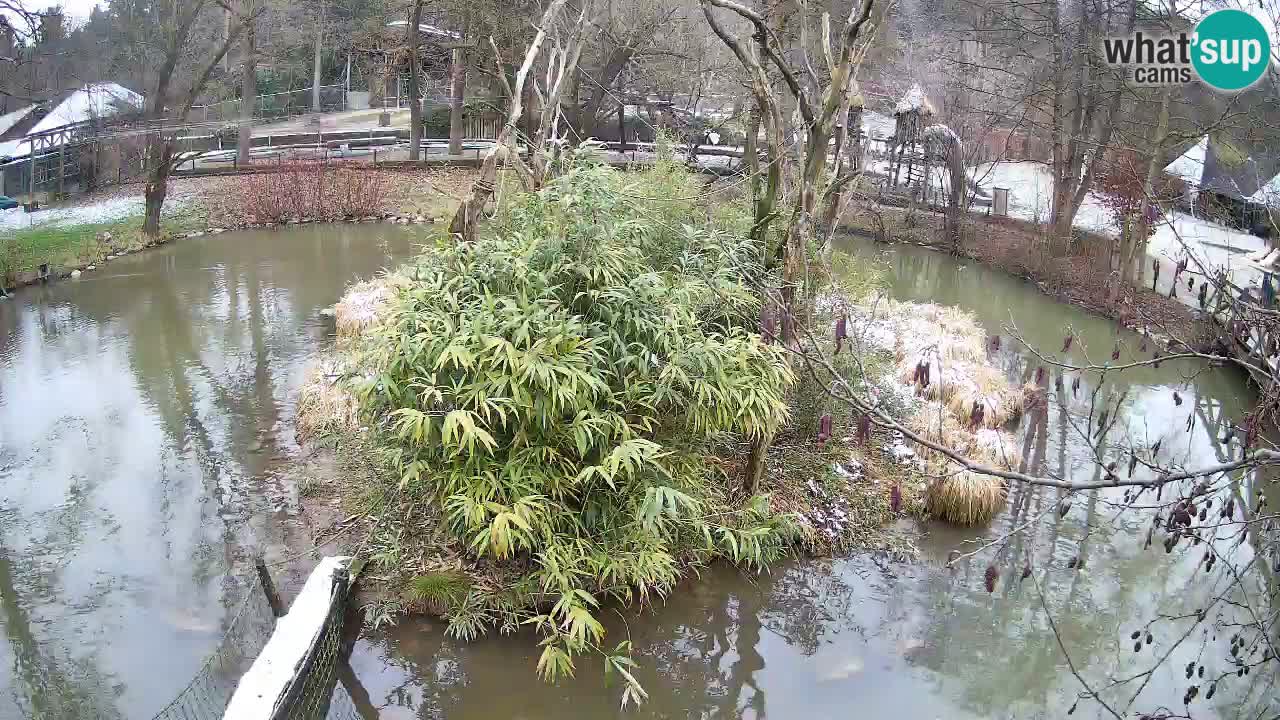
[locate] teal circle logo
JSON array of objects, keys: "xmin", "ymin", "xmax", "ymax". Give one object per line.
[{"xmin": 1192, "ymin": 9, "xmax": 1271, "ymax": 91}]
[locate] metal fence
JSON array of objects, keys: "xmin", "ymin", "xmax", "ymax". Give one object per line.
[
  {"xmin": 191, "ymin": 85, "xmax": 348, "ymax": 125},
  {"xmin": 149, "ymin": 572, "xmax": 278, "ymax": 720},
  {"xmin": 268, "ymin": 567, "xmax": 350, "ymax": 720}
]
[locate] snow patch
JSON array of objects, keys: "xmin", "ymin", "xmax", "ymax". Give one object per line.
[
  {"xmin": 0, "ymin": 195, "xmax": 150, "ymax": 232},
  {"xmin": 223, "ymin": 556, "xmax": 351, "ymax": 720}
]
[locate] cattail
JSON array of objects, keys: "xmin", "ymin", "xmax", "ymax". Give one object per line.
[
  {"xmin": 817, "ymin": 414, "xmax": 832, "ymax": 443},
  {"xmin": 1035, "ymin": 366, "xmax": 1046, "ymax": 385},
  {"xmin": 890, "ymin": 484, "xmax": 902, "ymax": 513},
  {"xmin": 834, "ymin": 314, "xmax": 848, "ymax": 354},
  {"xmin": 760, "ymin": 311, "xmax": 777, "ymax": 343},
  {"xmin": 1112, "ymin": 342, "xmax": 1121, "ymax": 361},
  {"xmin": 1173, "ymin": 391, "xmax": 1182, "ymax": 406},
  {"xmin": 1062, "ymin": 334, "xmax": 1074, "ymax": 353},
  {"xmin": 856, "ymin": 413, "xmax": 872, "ymax": 445},
  {"xmin": 984, "ymin": 564, "xmax": 998, "ymax": 593}
]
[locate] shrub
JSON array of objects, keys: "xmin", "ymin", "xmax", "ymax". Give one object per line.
[
  {"xmin": 353, "ymin": 155, "xmax": 795, "ymax": 683},
  {"xmin": 239, "ymin": 162, "xmax": 386, "ymax": 223}
]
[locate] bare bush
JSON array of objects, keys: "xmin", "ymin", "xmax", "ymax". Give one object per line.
[{"xmin": 239, "ymin": 162, "xmax": 387, "ymax": 223}]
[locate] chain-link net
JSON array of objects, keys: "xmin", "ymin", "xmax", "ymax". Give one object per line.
[
  {"xmin": 150, "ymin": 573, "xmax": 277, "ymax": 720},
  {"xmin": 269, "ymin": 569, "xmax": 351, "ymax": 720}
]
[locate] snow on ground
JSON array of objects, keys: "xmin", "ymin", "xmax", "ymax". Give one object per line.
[
  {"xmin": 968, "ymin": 160, "xmax": 1270, "ymax": 302},
  {"xmin": 0, "ymin": 195, "xmax": 147, "ymax": 233},
  {"xmin": 969, "ymin": 161, "xmax": 1117, "ymax": 234}
]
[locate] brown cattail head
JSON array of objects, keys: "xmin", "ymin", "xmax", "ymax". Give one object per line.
[
  {"xmin": 1112, "ymin": 343, "xmax": 1121, "ymax": 361},
  {"xmin": 1035, "ymin": 366, "xmax": 1046, "ymax": 385},
  {"xmin": 760, "ymin": 311, "xmax": 777, "ymax": 343},
  {"xmin": 817, "ymin": 413, "xmax": 833, "ymax": 443},
  {"xmin": 984, "ymin": 564, "xmax": 998, "ymax": 593}
]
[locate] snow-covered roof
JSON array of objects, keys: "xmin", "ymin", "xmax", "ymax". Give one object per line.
[
  {"xmin": 385, "ymin": 20, "xmax": 461, "ymax": 39},
  {"xmin": 0, "ymin": 104, "xmax": 37, "ymax": 138},
  {"xmin": 28, "ymin": 83, "xmax": 143, "ymax": 136},
  {"xmin": 0, "ymin": 83, "xmax": 143, "ymax": 161},
  {"xmin": 894, "ymin": 84, "xmax": 934, "ymax": 115},
  {"xmin": 1247, "ymin": 171, "xmax": 1280, "ymax": 205},
  {"xmin": 1163, "ymin": 136, "xmax": 1207, "ymax": 186}
]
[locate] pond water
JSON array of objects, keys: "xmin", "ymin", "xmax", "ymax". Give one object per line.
[
  {"xmin": 0, "ymin": 228, "xmax": 1275, "ymax": 719},
  {"xmin": 0, "ymin": 224, "xmax": 421, "ymax": 719}
]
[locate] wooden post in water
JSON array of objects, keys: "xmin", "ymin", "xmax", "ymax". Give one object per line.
[{"xmin": 254, "ymin": 555, "xmax": 285, "ymax": 617}]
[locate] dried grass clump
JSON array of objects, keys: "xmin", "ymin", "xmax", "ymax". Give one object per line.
[
  {"xmin": 946, "ymin": 365, "xmax": 1024, "ymax": 428},
  {"xmin": 885, "ymin": 301, "xmax": 1019, "ymax": 526},
  {"xmin": 296, "ymin": 355, "xmax": 360, "ymax": 440},
  {"xmin": 334, "ymin": 274, "xmax": 407, "ymax": 345},
  {"xmin": 926, "ymin": 469, "xmax": 1007, "ymax": 525}
]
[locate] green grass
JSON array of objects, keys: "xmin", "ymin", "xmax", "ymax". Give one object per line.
[{"xmin": 0, "ymin": 213, "xmax": 201, "ymax": 283}]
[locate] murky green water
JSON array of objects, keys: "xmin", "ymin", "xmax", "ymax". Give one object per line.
[
  {"xmin": 1, "ymin": 229, "xmax": 1275, "ymax": 719},
  {"xmin": 0, "ymin": 224, "xmax": 421, "ymax": 719}
]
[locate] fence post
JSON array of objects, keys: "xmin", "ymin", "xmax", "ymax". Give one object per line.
[{"xmin": 255, "ymin": 556, "xmax": 285, "ymax": 618}]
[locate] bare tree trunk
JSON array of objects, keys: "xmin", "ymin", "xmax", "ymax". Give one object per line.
[
  {"xmin": 311, "ymin": 1, "xmax": 325, "ymax": 113},
  {"xmin": 143, "ymin": 135, "xmax": 173, "ymax": 237},
  {"xmin": 1125, "ymin": 87, "xmax": 1171, "ymax": 286},
  {"xmin": 406, "ymin": 0, "xmax": 424, "ymax": 160},
  {"xmin": 448, "ymin": 45, "xmax": 467, "ymax": 155},
  {"xmin": 237, "ymin": 17, "xmax": 256, "ymax": 166}
]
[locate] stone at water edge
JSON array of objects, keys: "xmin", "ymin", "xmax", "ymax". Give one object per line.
[
  {"xmin": 85, "ymin": 265, "xmax": 96, "ymax": 271},
  {"xmin": 70, "ymin": 269, "xmax": 82, "ymax": 279}
]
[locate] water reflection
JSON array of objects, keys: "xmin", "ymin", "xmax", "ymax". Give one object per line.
[
  {"xmin": 0, "ymin": 225, "xmax": 421, "ymax": 719},
  {"xmin": 351, "ymin": 238, "xmax": 1276, "ymax": 719}
]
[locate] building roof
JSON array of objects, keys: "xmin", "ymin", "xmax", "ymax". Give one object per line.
[
  {"xmin": 0, "ymin": 83, "xmax": 143, "ymax": 161},
  {"xmin": 1163, "ymin": 136, "xmax": 1207, "ymax": 186},
  {"xmin": 0, "ymin": 104, "xmax": 37, "ymax": 139}
]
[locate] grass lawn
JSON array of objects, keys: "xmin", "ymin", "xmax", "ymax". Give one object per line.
[{"xmin": 0, "ymin": 213, "xmax": 201, "ymax": 284}]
